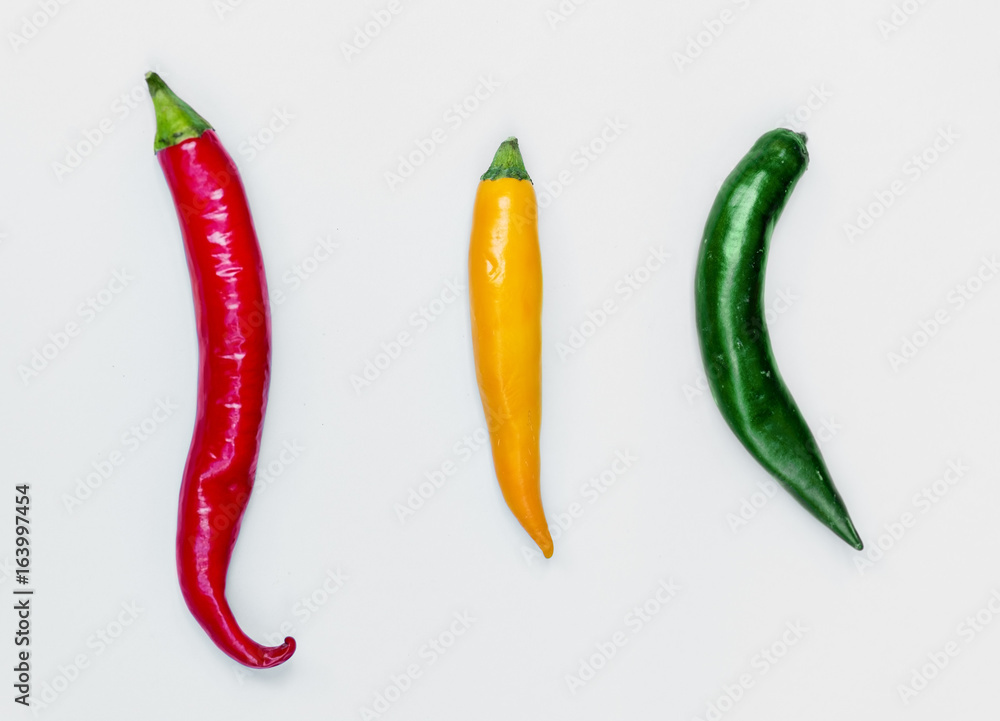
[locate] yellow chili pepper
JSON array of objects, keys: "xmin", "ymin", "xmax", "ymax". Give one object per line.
[{"xmin": 469, "ymin": 137, "xmax": 553, "ymax": 558}]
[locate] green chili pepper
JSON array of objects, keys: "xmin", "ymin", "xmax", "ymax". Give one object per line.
[{"xmin": 694, "ymin": 128, "xmax": 863, "ymax": 550}]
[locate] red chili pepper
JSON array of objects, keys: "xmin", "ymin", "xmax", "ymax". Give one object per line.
[{"xmin": 146, "ymin": 72, "xmax": 294, "ymax": 668}]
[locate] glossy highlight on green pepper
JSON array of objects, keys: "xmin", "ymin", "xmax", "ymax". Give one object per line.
[{"xmin": 694, "ymin": 128, "xmax": 863, "ymax": 550}]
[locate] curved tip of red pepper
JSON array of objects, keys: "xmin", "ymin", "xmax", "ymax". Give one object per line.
[
  {"xmin": 191, "ymin": 608, "xmax": 297, "ymax": 668},
  {"xmin": 177, "ymin": 551, "xmax": 296, "ymax": 667},
  {"xmin": 228, "ymin": 636, "xmax": 295, "ymax": 668},
  {"xmin": 252, "ymin": 637, "xmax": 296, "ymax": 669}
]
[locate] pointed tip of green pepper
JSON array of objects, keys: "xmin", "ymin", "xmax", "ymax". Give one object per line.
[
  {"xmin": 834, "ymin": 515, "xmax": 864, "ymax": 551},
  {"xmin": 145, "ymin": 72, "xmax": 213, "ymax": 153}
]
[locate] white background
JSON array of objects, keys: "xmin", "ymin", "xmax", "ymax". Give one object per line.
[{"xmin": 2, "ymin": 0, "xmax": 999, "ymax": 718}]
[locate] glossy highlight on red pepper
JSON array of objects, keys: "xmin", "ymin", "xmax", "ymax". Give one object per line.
[{"xmin": 146, "ymin": 72, "xmax": 294, "ymax": 668}]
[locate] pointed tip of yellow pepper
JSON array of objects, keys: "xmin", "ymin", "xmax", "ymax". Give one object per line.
[
  {"xmin": 525, "ymin": 525, "xmax": 553, "ymax": 558},
  {"xmin": 538, "ymin": 535, "xmax": 554, "ymax": 559}
]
